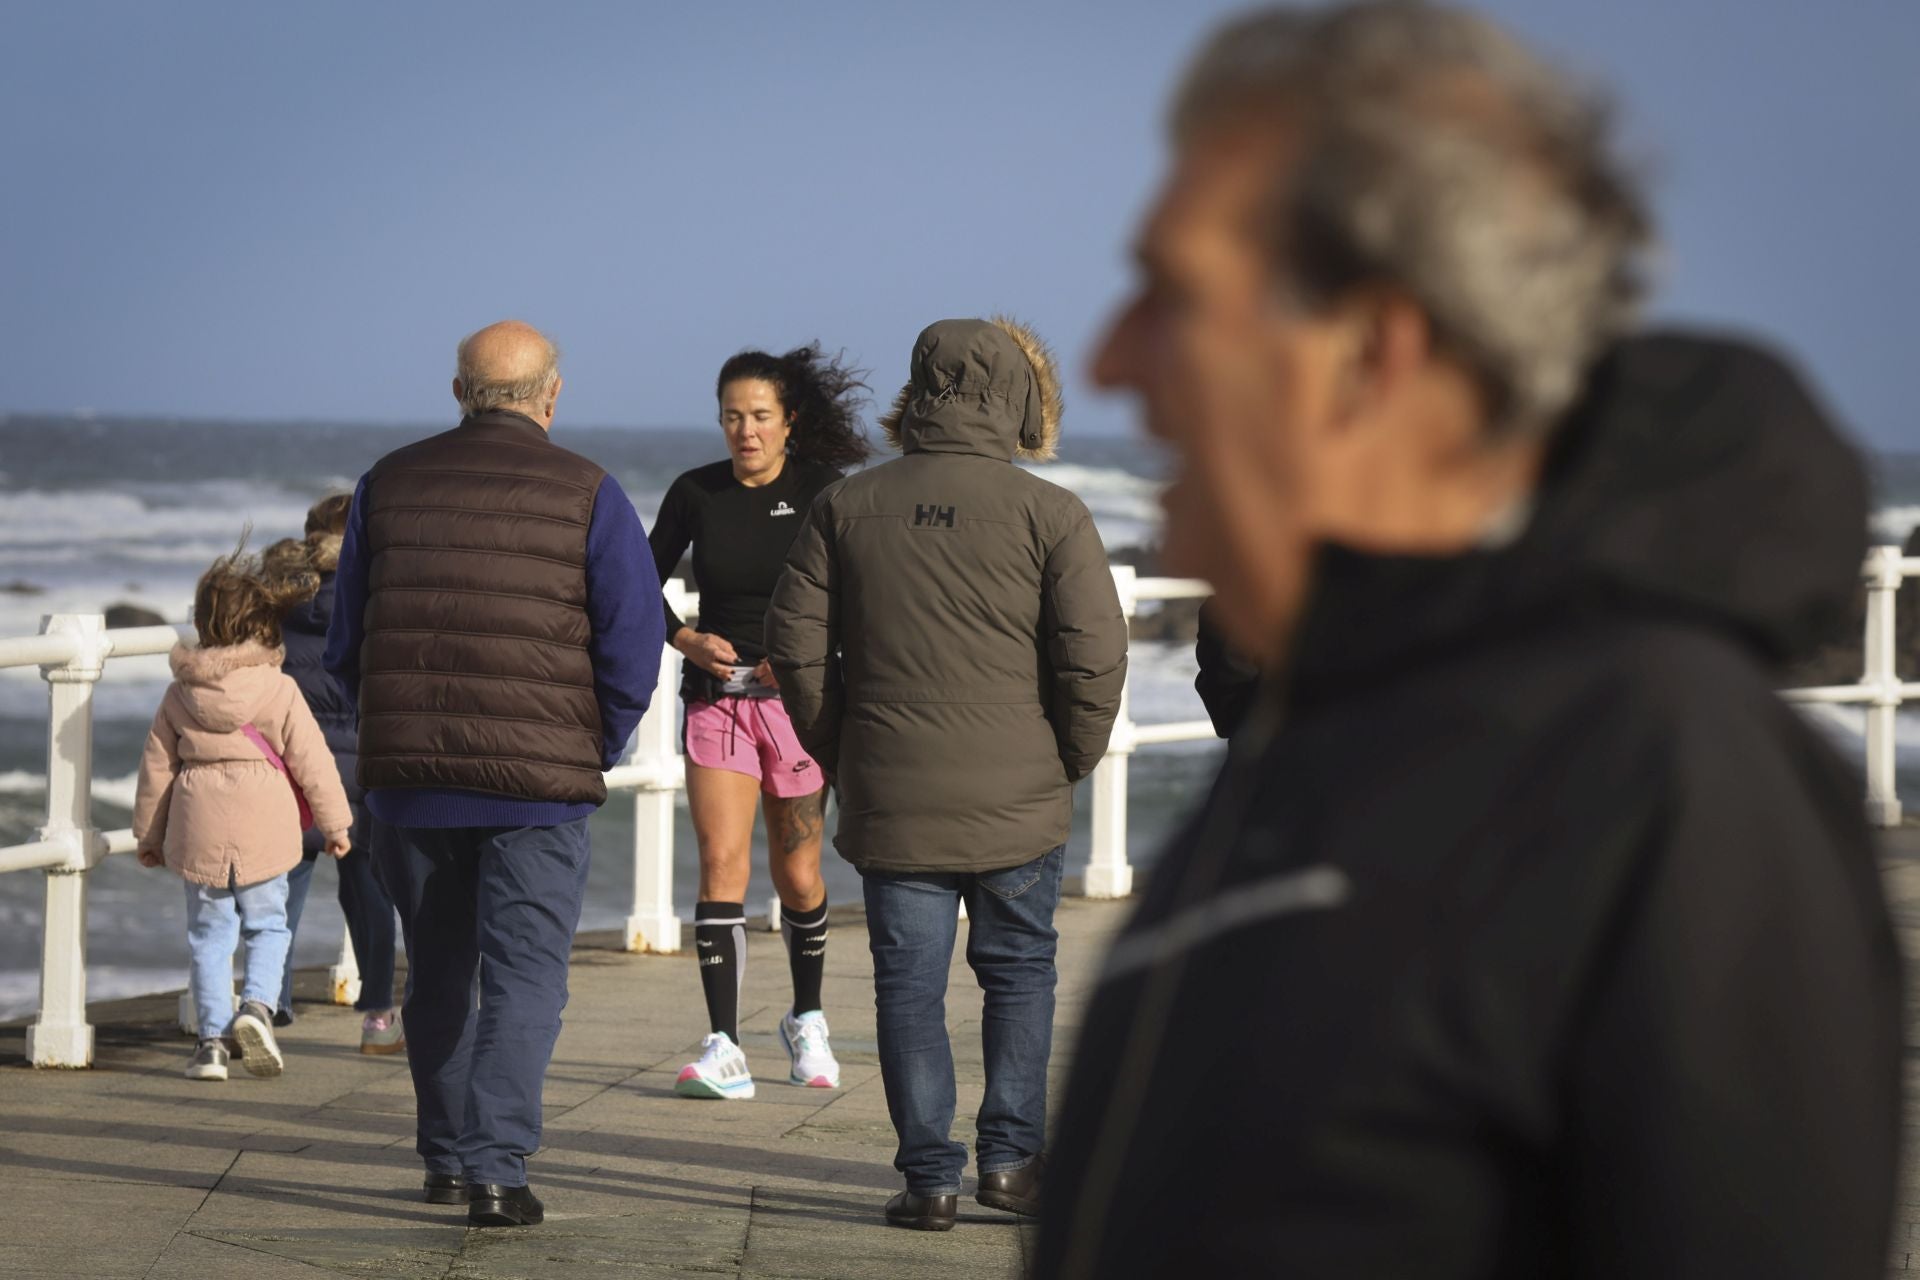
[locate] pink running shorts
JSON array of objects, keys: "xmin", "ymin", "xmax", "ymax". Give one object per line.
[{"xmin": 684, "ymin": 696, "xmax": 825, "ymax": 798}]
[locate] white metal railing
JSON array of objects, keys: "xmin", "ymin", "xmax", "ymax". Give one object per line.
[
  {"xmin": 602, "ymin": 570, "xmax": 1219, "ymax": 937},
  {"xmin": 18, "ymin": 545, "xmax": 1906, "ymax": 1067},
  {"xmin": 1778, "ymin": 544, "xmax": 1915, "ymax": 826},
  {"xmin": 0, "ymin": 569, "xmax": 1216, "ymax": 1066},
  {"xmin": 0, "ymin": 616, "xmax": 193, "ymax": 1067},
  {"xmin": 1084, "ymin": 567, "xmax": 1214, "ymax": 897}
]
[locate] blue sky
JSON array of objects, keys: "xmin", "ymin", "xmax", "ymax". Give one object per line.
[{"xmin": 3, "ymin": 2, "xmax": 1915, "ymax": 447}]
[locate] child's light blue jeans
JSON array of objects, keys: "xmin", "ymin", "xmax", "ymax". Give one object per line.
[{"xmin": 184, "ymin": 872, "xmax": 292, "ymax": 1040}]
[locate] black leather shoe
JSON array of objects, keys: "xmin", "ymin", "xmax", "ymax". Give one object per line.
[
  {"xmin": 885, "ymin": 1189, "xmax": 957, "ymax": 1232},
  {"xmin": 468, "ymin": 1182, "xmax": 544, "ymax": 1227},
  {"xmin": 423, "ymin": 1172, "xmax": 468, "ymax": 1205},
  {"xmin": 977, "ymin": 1155, "xmax": 1043, "ymax": 1217}
]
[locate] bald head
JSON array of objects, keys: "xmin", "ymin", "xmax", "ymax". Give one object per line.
[{"xmin": 453, "ymin": 320, "xmax": 562, "ymax": 427}]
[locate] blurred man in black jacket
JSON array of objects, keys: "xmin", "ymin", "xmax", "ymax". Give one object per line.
[{"xmin": 1040, "ymin": 4, "xmax": 1901, "ymax": 1278}]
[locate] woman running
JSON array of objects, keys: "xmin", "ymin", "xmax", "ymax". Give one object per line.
[{"xmin": 649, "ymin": 343, "xmax": 868, "ymax": 1099}]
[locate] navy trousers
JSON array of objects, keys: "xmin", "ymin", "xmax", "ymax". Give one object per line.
[
  {"xmin": 368, "ymin": 820, "xmax": 415, "ymax": 1004},
  {"xmin": 279, "ymin": 803, "xmax": 401, "ymax": 1014},
  {"xmin": 388, "ymin": 820, "xmax": 592, "ymax": 1187}
]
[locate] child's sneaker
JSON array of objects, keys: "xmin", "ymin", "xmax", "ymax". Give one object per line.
[
  {"xmin": 778, "ymin": 1009, "xmax": 841, "ymax": 1088},
  {"xmin": 230, "ymin": 1000, "xmax": 284, "ymax": 1078},
  {"xmin": 185, "ymin": 1038, "xmax": 228, "ymax": 1081},
  {"xmin": 674, "ymin": 1032, "xmax": 755, "ymax": 1099},
  {"xmin": 360, "ymin": 1008, "xmax": 405, "ymax": 1055}
]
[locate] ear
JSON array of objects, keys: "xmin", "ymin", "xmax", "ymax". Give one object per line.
[
  {"xmin": 451, "ymin": 377, "xmax": 465, "ymax": 407},
  {"xmin": 1326, "ymin": 289, "xmax": 1431, "ymax": 433}
]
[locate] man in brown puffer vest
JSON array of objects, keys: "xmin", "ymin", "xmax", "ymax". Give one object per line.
[
  {"xmin": 325, "ymin": 320, "xmax": 664, "ymax": 1227},
  {"xmin": 766, "ymin": 316, "xmax": 1127, "ymax": 1231}
]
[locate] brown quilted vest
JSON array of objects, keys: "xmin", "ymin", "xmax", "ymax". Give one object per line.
[{"xmin": 357, "ymin": 410, "xmax": 609, "ymax": 805}]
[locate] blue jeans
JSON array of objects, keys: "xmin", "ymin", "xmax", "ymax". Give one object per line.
[
  {"xmin": 389, "ymin": 820, "xmax": 592, "ymax": 1187},
  {"xmin": 861, "ymin": 845, "xmax": 1063, "ymax": 1195},
  {"xmin": 184, "ymin": 871, "xmax": 292, "ymax": 1040}
]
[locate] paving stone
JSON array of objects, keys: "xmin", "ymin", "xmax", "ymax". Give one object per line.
[
  {"xmin": 0, "ymin": 897, "xmax": 1127, "ymax": 1277},
  {"xmin": 0, "ymin": 1172, "xmax": 213, "ymax": 1277}
]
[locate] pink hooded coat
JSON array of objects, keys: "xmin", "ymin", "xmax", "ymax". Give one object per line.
[{"xmin": 132, "ymin": 641, "xmax": 352, "ymax": 889}]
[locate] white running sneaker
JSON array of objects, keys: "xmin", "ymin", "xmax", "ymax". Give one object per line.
[
  {"xmin": 779, "ymin": 1009, "xmax": 840, "ymax": 1088},
  {"xmin": 674, "ymin": 1032, "xmax": 755, "ymax": 1099}
]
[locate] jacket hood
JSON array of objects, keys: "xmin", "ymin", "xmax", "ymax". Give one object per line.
[
  {"xmin": 878, "ymin": 316, "xmax": 1063, "ymax": 462},
  {"xmin": 1286, "ymin": 331, "xmax": 1869, "ymax": 700},
  {"xmin": 168, "ymin": 640, "xmax": 286, "ymax": 733}
]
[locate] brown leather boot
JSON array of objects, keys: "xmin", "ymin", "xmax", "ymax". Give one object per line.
[
  {"xmin": 885, "ymin": 1189, "xmax": 957, "ymax": 1231},
  {"xmin": 976, "ymin": 1154, "xmax": 1043, "ymax": 1216}
]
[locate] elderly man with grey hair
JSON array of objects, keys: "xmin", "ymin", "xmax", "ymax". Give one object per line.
[
  {"xmin": 1040, "ymin": 3, "xmax": 1900, "ymax": 1277},
  {"xmin": 325, "ymin": 320, "xmax": 664, "ymax": 1226}
]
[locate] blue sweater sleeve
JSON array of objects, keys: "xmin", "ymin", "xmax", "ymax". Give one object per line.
[
  {"xmin": 321, "ymin": 475, "xmax": 372, "ymax": 707},
  {"xmin": 587, "ymin": 473, "xmax": 666, "ymax": 768}
]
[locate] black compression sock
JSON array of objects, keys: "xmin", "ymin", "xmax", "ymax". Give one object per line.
[
  {"xmin": 781, "ymin": 898, "xmax": 829, "ymax": 1016},
  {"xmin": 694, "ymin": 901, "xmax": 746, "ymax": 1044}
]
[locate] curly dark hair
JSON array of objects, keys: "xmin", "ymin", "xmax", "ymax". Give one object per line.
[{"xmin": 716, "ymin": 343, "xmax": 871, "ymax": 469}]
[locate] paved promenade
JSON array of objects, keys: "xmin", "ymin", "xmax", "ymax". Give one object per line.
[
  {"xmin": 0, "ymin": 896, "xmax": 1126, "ymax": 1279},
  {"xmin": 8, "ymin": 843, "xmax": 1920, "ymax": 1278}
]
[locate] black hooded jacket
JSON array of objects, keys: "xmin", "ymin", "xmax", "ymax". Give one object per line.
[
  {"xmin": 1038, "ymin": 333, "xmax": 1902, "ymax": 1279},
  {"xmin": 281, "ymin": 573, "xmax": 360, "ymax": 858},
  {"xmin": 282, "ymin": 573, "xmax": 359, "ymax": 801}
]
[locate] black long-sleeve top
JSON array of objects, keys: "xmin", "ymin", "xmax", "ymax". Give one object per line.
[{"xmin": 646, "ymin": 458, "xmax": 842, "ymax": 662}]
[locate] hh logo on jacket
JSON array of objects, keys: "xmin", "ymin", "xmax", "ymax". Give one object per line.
[{"xmin": 913, "ymin": 504, "xmax": 957, "ymax": 529}]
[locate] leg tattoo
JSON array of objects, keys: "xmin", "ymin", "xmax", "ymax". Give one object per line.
[{"xmin": 775, "ymin": 790, "xmax": 825, "ymax": 857}]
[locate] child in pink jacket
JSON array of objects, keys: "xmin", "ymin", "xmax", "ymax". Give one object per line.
[{"xmin": 133, "ymin": 550, "xmax": 353, "ymax": 1082}]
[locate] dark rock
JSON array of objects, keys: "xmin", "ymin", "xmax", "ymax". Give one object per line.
[
  {"xmin": 1130, "ymin": 598, "xmax": 1203, "ymax": 644},
  {"xmin": 104, "ymin": 603, "xmax": 169, "ymax": 629},
  {"xmin": 1106, "ymin": 545, "xmax": 1162, "ymax": 573},
  {"xmin": 1107, "ymin": 546, "xmax": 1202, "ymax": 643},
  {"xmin": 1, "ymin": 580, "xmax": 44, "ymax": 596}
]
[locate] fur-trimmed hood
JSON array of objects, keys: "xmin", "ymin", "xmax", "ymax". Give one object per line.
[
  {"xmin": 876, "ymin": 316, "xmax": 1062, "ymax": 462},
  {"xmin": 168, "ymin": 640, "xmax": 287, "ymax": 733}
]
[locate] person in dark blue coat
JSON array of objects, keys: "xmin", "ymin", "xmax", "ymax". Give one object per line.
[{"xmin": 265, "ymin": 496, "xmax": 404, "ymax": 1054}]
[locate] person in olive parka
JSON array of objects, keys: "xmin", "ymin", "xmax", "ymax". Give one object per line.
[{"xmin": 767, "ymin": 316, "xmax": 1128, "ymax": 1231}]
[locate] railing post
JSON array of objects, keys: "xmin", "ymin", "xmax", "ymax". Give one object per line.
[
  {"xmin": 1084, "ymin": 567, "xmax": 1137, "ymax": 899},
  {"xmin": 626, "ymin": 581, "xmax": 686, "ymax": 953},
  {"xmin": 1862, "ymin": 546, "xmax": 1903, "ymax": 827},
  {"xmin": 29, "ymin": 614, "xmax": 106, "ymax": 1068},
  {"xmin": 330, "ymin": 921, "xmax": 362, "ymax": 1006}
]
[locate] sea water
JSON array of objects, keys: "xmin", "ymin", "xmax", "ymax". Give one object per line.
[
  {"xmin": 5, "ymin": 414, "xmax": 1915, "ymax": 1020},
  {"xmin": 0, "ymin": 415, "xmax": 1212, "ymax": 1019}
]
